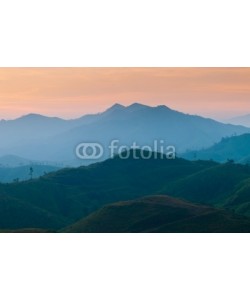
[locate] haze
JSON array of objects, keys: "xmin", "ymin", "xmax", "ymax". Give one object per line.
[{"xmin": 0, "ymin": 68, "xmax": 250, "ymax": 120}]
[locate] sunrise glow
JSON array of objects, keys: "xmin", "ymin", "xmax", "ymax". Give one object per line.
[{"xmin": 0, "ymin": 68, "xmax": 250, "ymax": 120}]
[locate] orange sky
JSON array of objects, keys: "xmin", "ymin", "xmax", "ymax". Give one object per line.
[{"xmin": 0, "ymin": 68, "xmax": 250, "ymax": 120}]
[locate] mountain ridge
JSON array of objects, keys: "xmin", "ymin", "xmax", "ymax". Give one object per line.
[
  {"xmin": 182, "ymin": 133, "xmax": 250, "ymax": 163},
  {"xmin": 1, "ymin": 151, "xmax": 250, "ymax": 231},
  {"xmin": 0, "ymin": 103, "xmax": 249, "ymax": 164},
  {"xmin": 64, "ymin": 195, "xmax": 250, "ymax": 233}
]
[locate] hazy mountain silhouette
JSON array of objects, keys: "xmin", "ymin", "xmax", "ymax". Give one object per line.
[
  {"xmin": 182, "ymin": 133, "xmax": 250, "ymax": 163},
  {"xmin": 37, "ymin": 103, "xmax": 250, "ymax": 162},
  {"xmin": 0, "ymin": 155, "xmax": 33, "ymax": 167},
  {"xmin": 0, "ymin": 164, "xmax": 59, "ymax": 183},
  {"xmin": 226, "ymin": 114, "xmax": 250, "ymax": 127},
  {"xmin": 0, "ymin": 154, "xmax": 67, "ymax": 168},
  {"xmin": 0, "ymin": 103, "xmax": 249, "ymax": 164}
]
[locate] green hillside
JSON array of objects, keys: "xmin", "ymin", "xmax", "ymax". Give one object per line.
[
  {"xmin": 161, "ymin": 163, "xmax": 250, "ymax": 205},
  {"xmin": 64, "ymin": 196, "xmax": 250, "ymax": 233},
  {"xmin": 0, "ymin": 152, "xmax": 216, "ymax": 230},
  {"xmin": 0, "ymin": 194, "xmax": 65, "ymax": 230},
  {"xmin": 1, "ymin": 150, "xmax": 250, "ymax": 232}
]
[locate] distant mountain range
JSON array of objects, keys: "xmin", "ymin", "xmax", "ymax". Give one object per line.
[
  {"xmin": 3, "ymin": 103, "xmax": 250, "ymax": 232},
  {"xmin": 182, "ymin": 133, "xmax": 250, "ymax": 163},
  {"xmin": 0, "ymin": 154, "xmax": 61, "ymax": 183},
  {"xmin": 0, "ymin": 103, "xmax": 249, "ymax": 165},
  {"xmin": 0, "ymin": 155, "xmax": 33, "ymax": 167},
  {"xmin": 0, "ymin": 154, "xmax": 66, "ymax": 168},
  {"xmin": 226, "ymin": 114, "xmax": 250, "ymax": 127},
  {"xmin": 0, "ymin": 164, "xmax": 59, "ymax": 183},
  {"xmin": 1, "ymin": 151, "xmax": 250, "ymax": 232}
]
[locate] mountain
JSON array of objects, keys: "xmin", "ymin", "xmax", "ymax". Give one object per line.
[
  {"xmin": 69, "ymin": 103, "xmax": 249, "ymax": 155},
  {"xmin": 0, "ymin": 154, "xmax": 61, "ymax": 183},
  {"xmin": 0, "ymin": 194, "xmax": 66, "ymax": 231},
  {"xmin": 0, "ymin": 103, "xmax": 249, "ymax": 164},
  {"xmin": 1, "ymin": 150, "xmax": 250, "ymax": 231},
  {"xmin": 226, "ymin": 114, "xmax": 250, "ymax": 127},
  {"xmin": 0, "ymin": 113, "xmax": 70, "ymax": 141},
  {"xmin": 0, "ymin": 164, "xmax": 60, "ymax": 183},
  {"xmin": 182, "ymin": 134, "xmax": 250, "ymax": 163},
  {"xmin": 0, "ymin": 155, "xmax": 32, "ymax": 167},
  {"xmin": 0, "ymin": 151, "xmax": 211, "ymax": 230},
  {"xmin": 46, "ymin": 103, "xmax": 249, "ymax": 162},
  {"xmin": 64, "ymin": 196, "xmax": 250, "ymax": 233},
  {"xmin": 0, "ymin": 154, "xmax": 65, "ymax": 168}
]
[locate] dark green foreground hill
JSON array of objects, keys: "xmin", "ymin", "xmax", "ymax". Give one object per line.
[
  {"xmin": 1, "ymin": 150, "xmax": 250, "ymax": 232},
  {"xmin": 65, "ymin": 195, "xmax": 250, "ymax": 233}
]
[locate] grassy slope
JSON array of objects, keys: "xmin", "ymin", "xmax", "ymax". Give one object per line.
[
  {"xmin": 160, "ymin": 163, "xmax": 250, "ymax": 205},
  {"xmin": 1, "ymin": 151, "xmax": 250, "ymax": 231},
  {"xmin": 0, "ymin": 153, "xmax": 216, "ymax": 230},
  {"xmin": 0, "ymin": 194, "xmax": 65, "ymax": 230},
  {"xmin": 64, "ymin": 195, "xmax": 250, "ymax": 233}
]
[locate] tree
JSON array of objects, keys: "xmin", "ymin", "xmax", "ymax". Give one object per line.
[{"xmin": 29, "ymin": 167, "xmax": 34, "ymax": 180}]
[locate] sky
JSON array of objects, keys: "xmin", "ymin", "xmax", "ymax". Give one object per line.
[{"xmin": 0, "ymin": 68, "xmax": 250, "ymax": 120}]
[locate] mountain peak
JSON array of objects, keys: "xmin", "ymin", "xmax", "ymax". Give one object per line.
[
  {"xmin": 126, "ymin": 103, "xmax": 151, "ymax": 111},
  {"xmin": 104, "ymin": 103, "xmax": 125, "ymax": 114},
  {"xmin": 112, "ymin": 103, "xmax": 125, "ymax": 109},
  {"xmin": 16, "ymin": 113, "xmax": 64, "ymax": 122},
  {"xmin": 19, "ymin": 113, "xmax": 47, "ymax": 120},
  {"xmin": 103, "ymin": 103, "xmax": 173, "ymax": 115},
  {"xmin": 127, "ymin": 102, "xmax": 149, "ymax": 108},
  {"xmin": 156, "ymin": 104, "xmax": 171, "ymax": 110}
]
